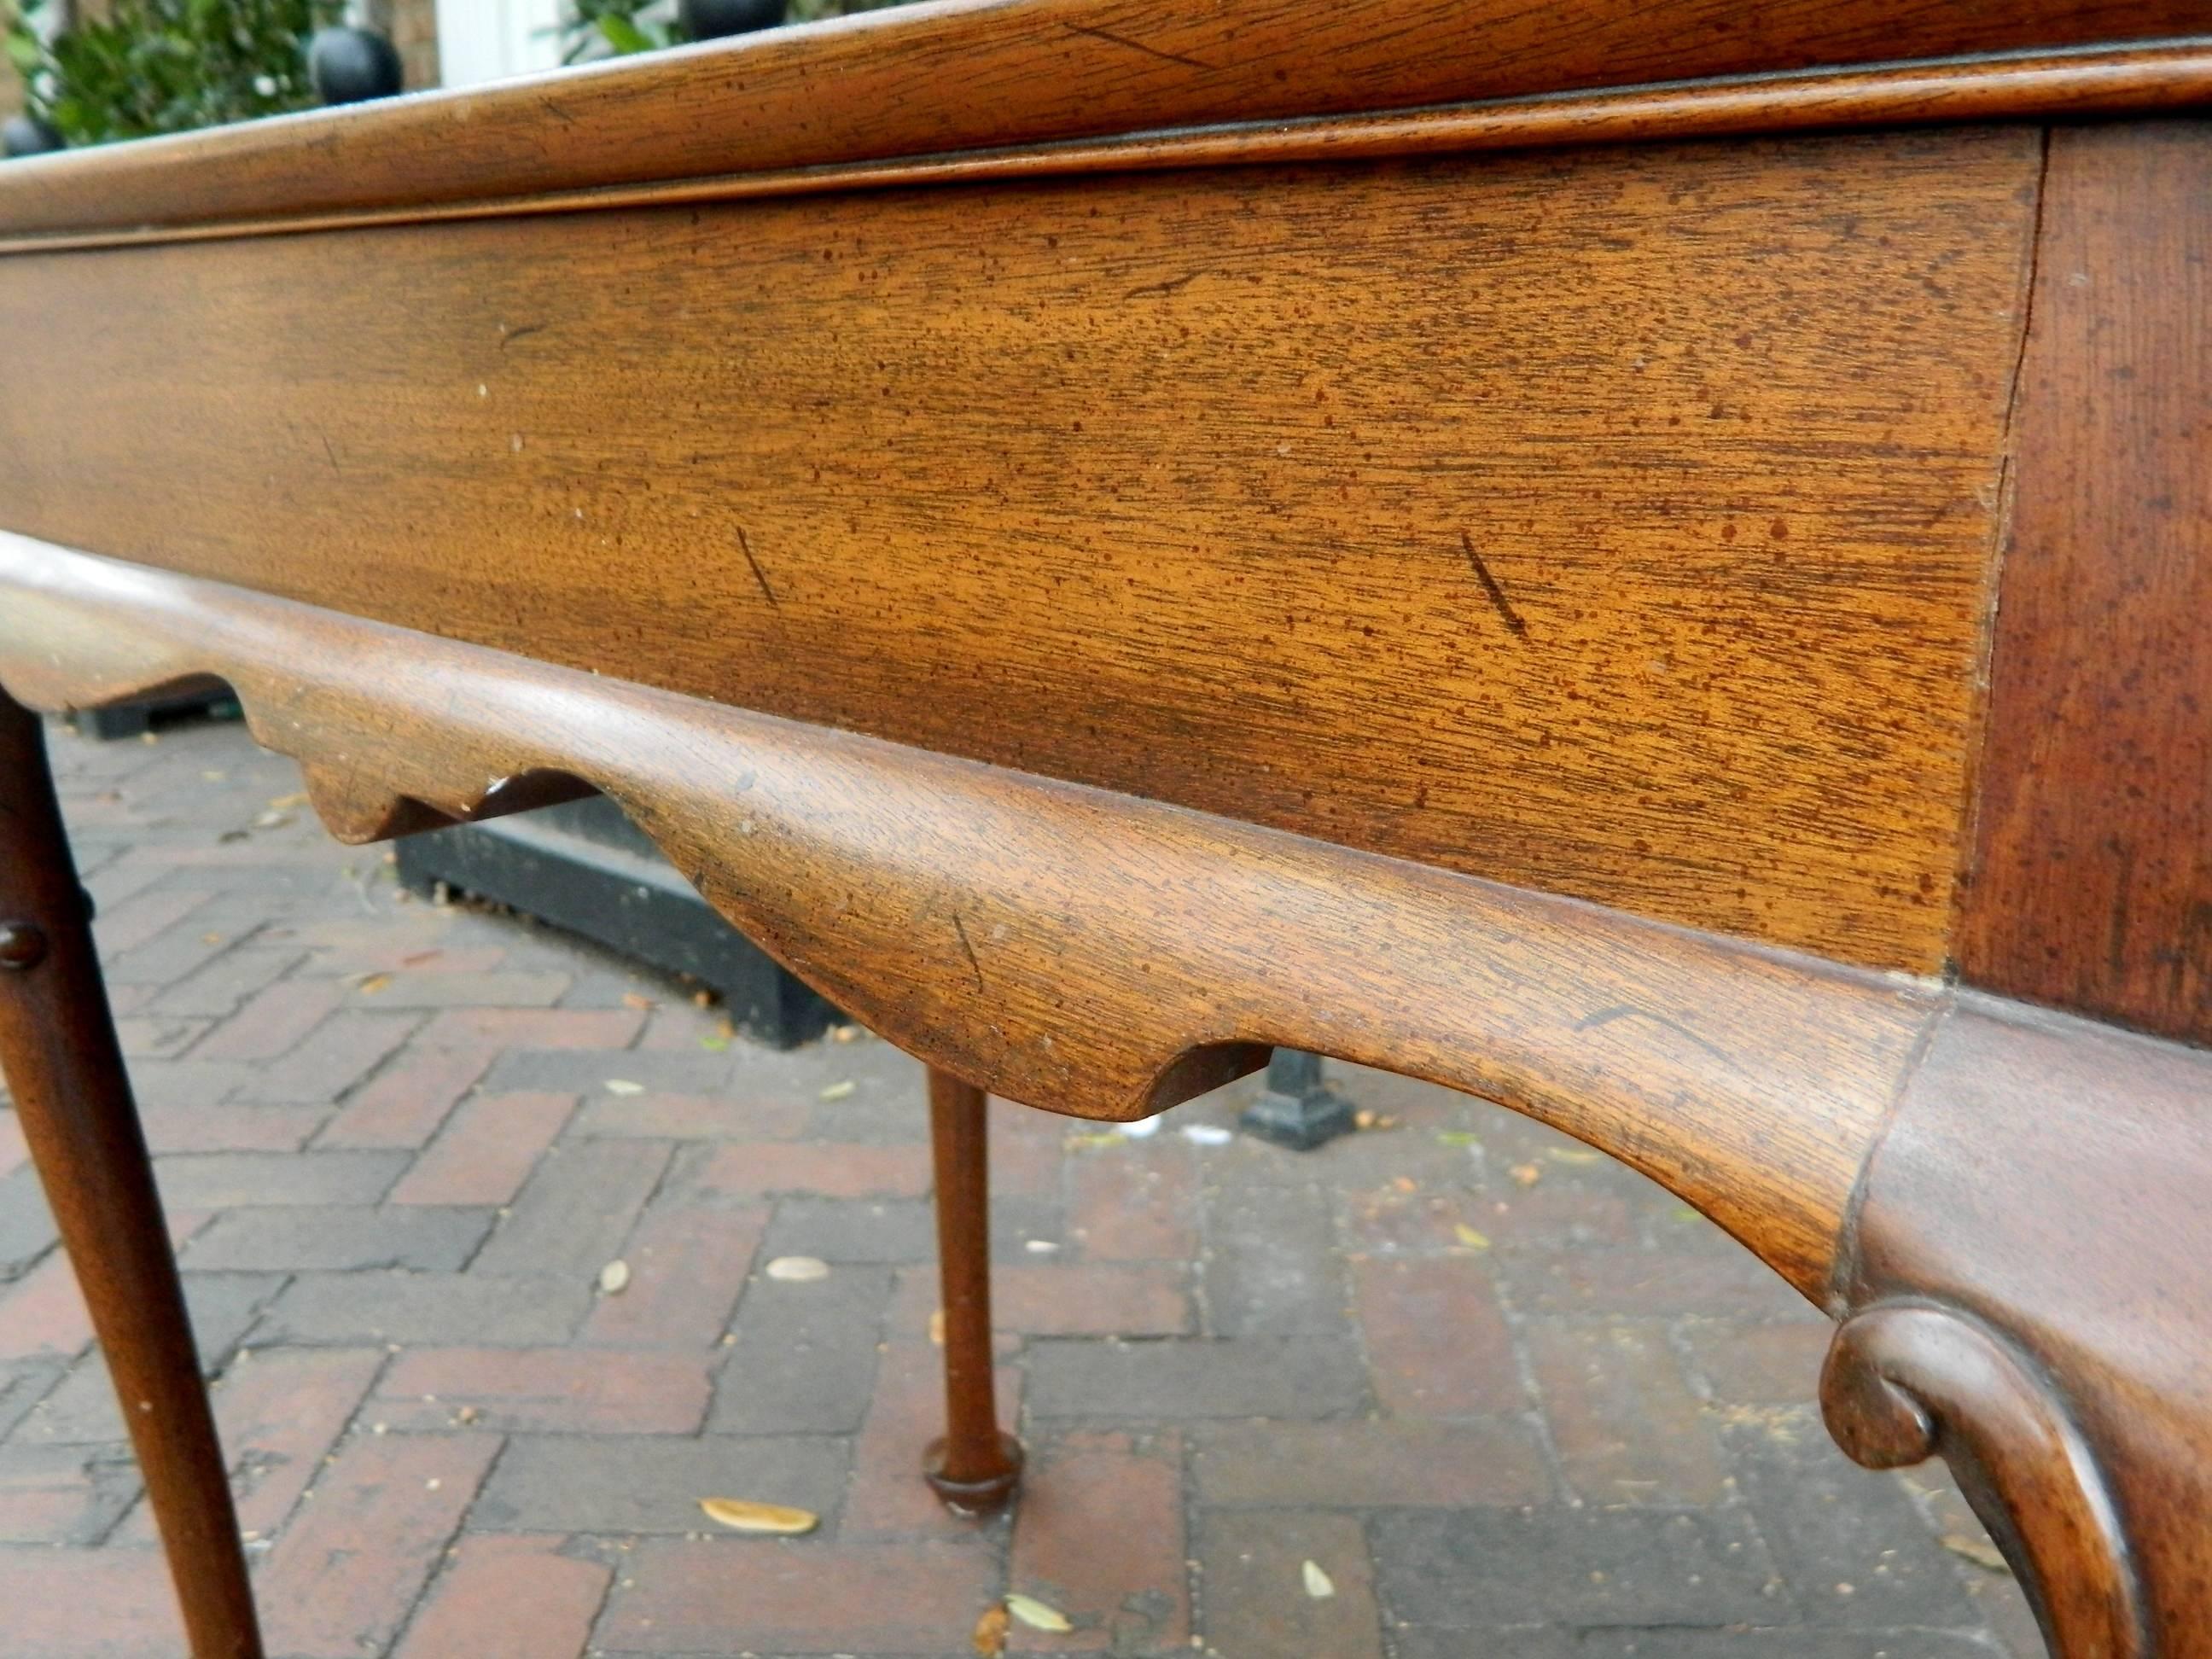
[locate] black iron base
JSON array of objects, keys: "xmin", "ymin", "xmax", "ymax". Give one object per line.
[
  {"xmin": 1238, "ymin": 1048, "xmax": 1359, "ymax": 1150},
  {"xmin": 394, "ymin": 795, "xmax": 835, "ymax": 1049}
]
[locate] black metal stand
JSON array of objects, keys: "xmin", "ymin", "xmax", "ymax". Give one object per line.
[
  {"xmin": 1238, "ymin": 1048, "xmax": 1358, "ymax": 1150},
  {"xmin": 394, "ymin": 795, "xmax": 835, "ymax": 1049},
  {"xmin": 69, "ymin": 690, "xmax": 241, "ymax": 742}
]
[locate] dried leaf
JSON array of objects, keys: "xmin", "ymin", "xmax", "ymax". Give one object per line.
[
  {"xmin": 1548, "ymin": 1148, "xmax": 1604, "ymax": 1166},
  {"xmin": 1068, "ymin": 1131, "xmax": 1121, "ymax": 1149},
  {"xmin": 830, "ymin": 1023, "xmax": 861, "ymax": 1044},
  {"xmin": 253, "ymin": 810, "xmax": 292, "ymax": 830},
  {"xmin": 928, "ymin": 1308, "xmax": 946, "ymax": 1347},
  {"xmin": 1436, "ymin": 1131, "xmax": 1481, "ymax": 1148},
  {"xmin": 1005, "ymin": 1592, "xmax": 1073, "ymax": 1633},
  {"xmin": 1302, "ymin": 1559, "xmax": 1336, "ymax": 1598},
  {"xmin": 1391, "ymin": 1176, "xmax": 1418, "ymax": 1194},
  {"xmin": 266, "ymin": 791, "xmax": 310, "ymax": 810},
  {"xmin": 620, "ymin": 992, "xmax": 654, "ymax": 1010},
  {"xmin": 356, "ymin": 973, "xmax": 392, "ymax": 996},
  {"xmin": 1510, "ymin": 1162, "xmax": 1543, "ymax": 1187},
  {"xmin": 765, "ymin": 1255, "xmax": 830, "ymax": 1283},
  {"xmin": 698, "ymin": 1497, "xmax": 818, "ymax": 1535},
  {"xmin": 1453, "ymin": 1224, "xmax": 1492, "ymax": 1251},
  {"xmin": 698, "ymin": 1031, "xmax": 731, "ymax": 1052},
  {"xmin": 1940, "ymin": 1533, "xmax": 2010, "ymax": 1574},
  {"xmin": 818, "ymin": 1080, "xmax": 857, "ymax": 1102},
  {"xmin": 604, "ymin": 1079, "xmax": 645, "ymax": 1096},
  {"xmin": 971, "ymin": 1603, "xmax": 1010, "ymax": 1655},
  {"xmin": 598, "ymin": 1260, "xmax": 631, "ymax": 1295},
  {"xmin": 690, "ymin": 988, "xmax": 714, "ymax": 1008}
]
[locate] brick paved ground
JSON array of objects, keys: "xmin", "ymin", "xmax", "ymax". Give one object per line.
[{"xmin": 0, "ymin": 713, "xmax": 2045, "ymax": 1658}]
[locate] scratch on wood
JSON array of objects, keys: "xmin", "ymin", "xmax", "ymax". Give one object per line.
[
  {"xmin": 736, "ymin": 527, "xmax": 780, "ymax": 610},
  {"xmin": 499, "ymin": 322, "xmax": 550, "ymax": 349},
  {"xmin": 1062, "ymin": 21, "xmax": 1214, "ymax": 70},
  {"xmin": 1575, "ymin": 1004, "xmax": 1746, "ymax": 1079},
  {"xmin": 1460, "ymin": 530, "xmax": 1529, "ymax": 640},
  {"xmin": 317, "ymin": 429, "xmax": 341, "ymax": 475},
  {"xmin": 952, "ymin": 912, "xmax": 987, "ymax": 993},
  {"xmin": 1124, "ymin": 270, "xmax": 1210, "ymax": 300}
]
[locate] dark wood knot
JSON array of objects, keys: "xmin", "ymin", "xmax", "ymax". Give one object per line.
[{"xmin": 0, "ymin": 921, "xmax": 46, "ymax": 969}]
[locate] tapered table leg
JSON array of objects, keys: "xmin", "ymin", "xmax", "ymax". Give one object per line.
[
  {"xmin": 921, "ymin": 1065, "xmax": 1022, "ymax": 1512},
  {"xmin": 0, "ymin": 694, "xmax": 262, "ymax": 1658}
]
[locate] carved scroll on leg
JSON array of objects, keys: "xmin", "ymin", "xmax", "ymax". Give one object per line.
[
  {"xmin": 1821, "ymin": 1302, "xmax": 2143, "ymax": 1658},
  {"xmin": 1836, "ymin": 998, "xmax": 2212, "ymax": 1659}
]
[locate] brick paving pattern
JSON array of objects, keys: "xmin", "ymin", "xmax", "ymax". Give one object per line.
[{"xmin": 0, "ymin": 714, "xmax": 2044, "ymax": 1656}]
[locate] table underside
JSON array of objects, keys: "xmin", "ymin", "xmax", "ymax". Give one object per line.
[{"xmin": 0, "ymin": 17, "xmax": 2207, "ymax": 1651}]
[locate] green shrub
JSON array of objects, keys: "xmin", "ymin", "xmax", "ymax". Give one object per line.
[
  {"xmin": 566, "ymin": 0, "xmax": 916, "ymax": 62},
  {"xmin": 4, "ymin": 0, "xmax": 341, "ymax": 145}
]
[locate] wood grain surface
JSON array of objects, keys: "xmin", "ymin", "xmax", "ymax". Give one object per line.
[
  {"xmin": 0, "ymin": 0, "xmax": 2196, "ymax": 236},
  {"xmin": 3, "ymin": 44, "xmax": 2206, "ymax": 259},
  {"xmin": 0, "ymin": 130, "xmax": 2043, "ymax": 971},
  {"xmin": 1959, "ymin": 122, "xmax": 2212, "ymax": 1046},
  {"xmin": 0, "ymin": 533, "xmax": 1943, "ymax": 1298}
]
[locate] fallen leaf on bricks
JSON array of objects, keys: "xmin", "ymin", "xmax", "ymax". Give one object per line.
[
  {"xmin": 1453, "ymin": 1224, "xmax": 1492, "ymax": 1251},
  {"xmin": 1302, "ymin": 1560, "xmax": 1336, "ymax": 1598},
  {"xmin": 1940, "ymin": 1533, "xmax": 2010, "ymax": 1573},
  {"xmin": 819, "ymin": 1080, "xmax": 857, "ymax": 1101},
  {"xmin": 698, "ymin": 1498, "xmax": 818, "ymax": 1535},
  {"xmin": 604, "ymin": 1079, "xmax": 644, "ymax": 1096},
  {"xmin": 355, "ymin": 973, "xmax": 391, "ymax": 996},
  {"xmin": 929, "ymin": 1309, "xmax": 946, "ymax": 1347},
  {"xmin": 598, "ymin": 1260, "xmax": 631, "ymax": 1295},
  {"xmin": 1510, "ymin": 1162, "xmax": 1543, "ymax": 1187},
  {"xmin": 971, "ymin": 1604, "xmax": 1010, "ymax": 1655},
  {"xmin": 1005, "ymin": 1593, "xmax": 1073, "ymax": 1633},
  {"xmin": 765, "ymin": 1256, "xmax": 830, "ymax": 1283},
  {"xmin": 1548, "ymin": 1148, "xmax": 1603, "ymax": 1166}
]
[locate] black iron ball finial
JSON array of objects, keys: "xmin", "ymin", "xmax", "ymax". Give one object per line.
[
  {"xmin": 680, "ymin": 0, "xmax": 788, "ymax": 40},
  {"xmin": 309, "ymin": 26, "xmax": 405, "ymax": 107}
]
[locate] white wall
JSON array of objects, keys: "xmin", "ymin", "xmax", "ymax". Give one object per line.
[{"xmin": 434, "ymin": 0, "xmax": 570, "ymax": 89}]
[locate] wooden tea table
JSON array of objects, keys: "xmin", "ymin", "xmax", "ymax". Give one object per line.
[{"xmin": 1, "ymin": 3, "xmax": 2209, "ymax": 1653}]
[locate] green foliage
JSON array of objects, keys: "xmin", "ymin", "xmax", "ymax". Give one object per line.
[
  {"xmin": 564, "ymin": 0, "xmax": 680, "ymax": 62},
  {"xmin": 564, "ymin": 0, "xmax": 918, "ymax": 62},
  {"xmin": 4, "ymin": 0, "xmax": 341, "ymax": 145},
  {"xmin": 783, "ymin": 0, "xmax": 916, "ymax": 20}
]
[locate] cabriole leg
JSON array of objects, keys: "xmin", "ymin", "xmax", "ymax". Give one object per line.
[
  {"xmin": 921, "ymin": 1065, "xmax": 1022, "ymax": 1512},
  {"xmin": 0, "ymin": 693, "xmax": 263, "ymax": 1658}
]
